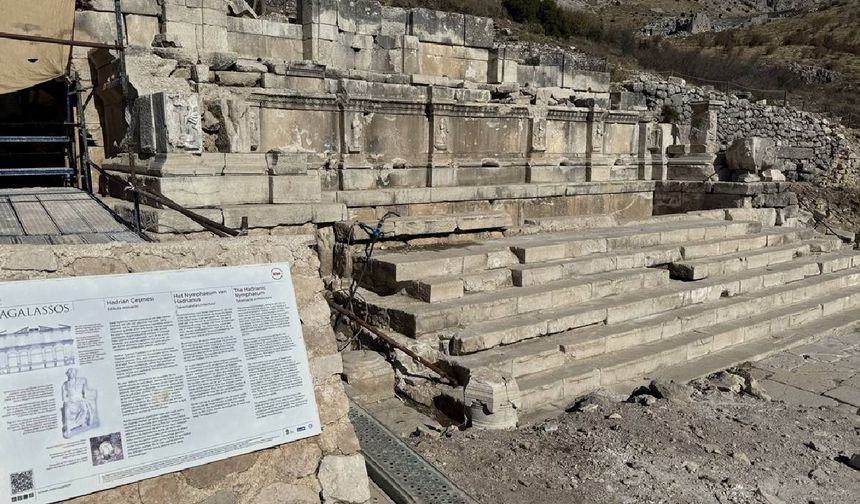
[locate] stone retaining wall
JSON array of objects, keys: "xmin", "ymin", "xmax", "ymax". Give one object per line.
[{"xmin": 0, "ymin": 236, "xmax": 370, "ymax": 504}]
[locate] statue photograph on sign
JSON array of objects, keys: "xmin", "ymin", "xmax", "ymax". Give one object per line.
[
  {"xmin": 61, "ymin": 367, "xmax": 99, "ymax": 439},
  {"xmin": 90, "ymin": 432, "xmax": 124, "ymax": 466}
]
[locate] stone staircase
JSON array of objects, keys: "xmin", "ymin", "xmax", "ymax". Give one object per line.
[{"xmin": 345, "ymin": 212, "xmax": 860, "ymax": 422}]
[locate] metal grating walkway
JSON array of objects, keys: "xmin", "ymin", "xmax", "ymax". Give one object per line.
[
  {"xmin": 349, "ymin": 402, "xmax": 477, "ymax": 504},
  {"xmin": 0, "ymin": 188, "xmax": 141, "ymax": 244}
]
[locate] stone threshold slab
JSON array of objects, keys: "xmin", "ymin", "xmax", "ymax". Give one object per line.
[{"xmin": 334, "ymin": 181, "xmax": 658, "ymax": 207}]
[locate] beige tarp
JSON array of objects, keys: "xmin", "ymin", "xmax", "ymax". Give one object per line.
[{"xmin": 0, "ymin": 0, "xmax": 76, "ymax": 95}]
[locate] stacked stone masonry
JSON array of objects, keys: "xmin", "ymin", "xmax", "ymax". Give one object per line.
[
  {"xmin": 621, "ymin": 75, "xmax": 860, "ymax": 187},
  {"xmin": 0, "ymin": 236, "xmax": 371, "ymax": 504}
]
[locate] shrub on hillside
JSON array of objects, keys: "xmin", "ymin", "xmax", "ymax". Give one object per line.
[
  {"xmin": 502, "ymin": 0, "xmax": 604, "ymax": 40},
  {"xmin": 747, "ymin": 32, "xmax": 773, "ymax": 47}
]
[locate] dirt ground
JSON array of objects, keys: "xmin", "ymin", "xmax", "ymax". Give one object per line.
[{"xmin": 410, "ymin": 348, "xmax": 860, "ymax": 504}]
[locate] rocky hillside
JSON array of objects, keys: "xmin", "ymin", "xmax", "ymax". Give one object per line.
[{"xmin": 655, "ymin": 0, "xmax": 860, "ymax": 126}]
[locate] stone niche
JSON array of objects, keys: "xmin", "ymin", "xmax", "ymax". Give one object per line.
[{"xmin": 0, "ymin": 236, "xmax": 371, "ymax": 504}]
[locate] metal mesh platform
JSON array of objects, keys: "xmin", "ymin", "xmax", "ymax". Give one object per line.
[
  {"xmin": 0, "ymin": 188, "xmax": 141, "ymax": 244},
  {"xmin": 349, "ymin": 402, "xmax": 477, "ymax": 504}
]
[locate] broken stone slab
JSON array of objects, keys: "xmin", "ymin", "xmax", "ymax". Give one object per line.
[
  {"xmin": 201, "ymin": 51, "xmax": 239, "ymax": 71},
  {"xmin": 726, "ymin": 137, "xmax": 777, "ymax": 173},
  {"xmin": 733, "ymin": 171, "xmax": 761, "ymax": 183},
  {"xmin": 227, "ymin": 0, "xmax": 257, "ymax": 18},
  {"xmin": 649, "ymin": 379, "xmax": 693, "ymax": 403},
  {"xmin": 234, "ymin": 59, "xmax": 268, "ymax": 73},
  {"xmin": 761, "ymin": 168, "xmax": 786, "ymax": 182}
]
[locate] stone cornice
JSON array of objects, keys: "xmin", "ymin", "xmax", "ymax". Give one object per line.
[
  {"xmin": 252, "ymin": 94, "xmax": 340, "ymax": 112},
  {"xmin": 344, "ymin": 99, "xmax": 427, "ymax": 115},
  {"xmin": 431, "ymin": 103, "xmax": 530, "ymax": 118}
]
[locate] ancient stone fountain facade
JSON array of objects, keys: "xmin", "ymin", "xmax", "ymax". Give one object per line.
[{"xmin": 71, "ymin": 0, "xmax": 678, "ymax": 237}]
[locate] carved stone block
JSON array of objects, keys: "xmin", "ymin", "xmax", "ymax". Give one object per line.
[
  {"xmin": 433, "ymin": 116, "xmax": 449, "ymax": 152},
  {"xmin": 137, "ymin": 92, "xmax": 203, "ymax": 155}
]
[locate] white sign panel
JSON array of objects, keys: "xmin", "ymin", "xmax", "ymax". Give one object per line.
[{"xmin": 0, "ymin": 264, "xmax": 321, "ymax": 503}]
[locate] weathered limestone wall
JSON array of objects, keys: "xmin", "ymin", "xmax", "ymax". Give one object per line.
[
  {"xmin": 0, "ymin": 236, "xmax": 371, "ymax": 504},
  {"xmin": 94, "ymin": 73, "xmax": 652, "ymax": 233}
]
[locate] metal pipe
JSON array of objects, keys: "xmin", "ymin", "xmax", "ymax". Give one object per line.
[
  {"xmin": 0, "ymin": 31, "xmax": 121, "ymax": 50},
  {"xmin": 327, "ymin": 301, "xmax": 459, "ymax": 386}
]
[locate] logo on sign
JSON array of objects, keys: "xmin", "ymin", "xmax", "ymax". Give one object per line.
[{"xmin": 271, "ymin": 268, "xmax": 283, "ymax": 280}]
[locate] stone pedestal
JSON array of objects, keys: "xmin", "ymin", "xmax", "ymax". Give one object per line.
[{"xmin": 464, "ymin": 370, "xmax": 519, "ymax": 430}]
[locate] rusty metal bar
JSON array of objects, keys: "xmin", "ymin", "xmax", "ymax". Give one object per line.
[
  {"xmin": 327, "ymin": 301, "xmax": 459, "ymax": 386},
  {"xmin": 89, "ymin": 162, "xmax": 241, "ymax": 238},
  {"xmin": 0, "ymin": 31, "xmax": 122, "ymax": 50}
]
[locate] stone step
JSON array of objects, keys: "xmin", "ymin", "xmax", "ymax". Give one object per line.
[
  {"xmin": 679, "ymin": 227, "xmax": 814, "ymax": 260},
  {"xmin": 512, "ymin": 220, "xmax": 760, "ymax": 264},
  {"xmin": 335, "ymin": 211, "xmax": 513, "ymax": 242},
  {"xmin": 364, "ymin": 218, "xmax": 761, "ymax": 288},
  {"xmin": 359, "ymin": 268, "xmax": 670, "ymax": 337},
  {"xmin": 447, "ymin": 251, "xmax": 860, "ymax": 381},
  {"xmin": 653, "ymin": 307, "xmax": 860, "ymax": 385},
  {"xmin": 525, "ymin": 211, "xmax": 721, "ymax": 232},
  {"xmin": 510, "ymin": 228, "xmax": 811, "ymax": 287},
  {"xmin": 448, "ymin": 250, "xmax": 860, "ymax": 355},
  {"xmin": 523, "ymin": 214, "xmax": 619, "ymax": 232},
  {"xmin": 669, "ymin": 241, "xmax": 813, "ymax": 281},
  {"xmin": 515, "ymin": 280, "xmax": 860, "ymax": 413},
  {"xmin": 511, "ymin": 244, "xmax": 681, "ymax": 287},
  {"xmin": 333, "ymin": 180, "xmax": 657, "ymax": 207},
  {"xmin": 406, "ymin": 269, "xmax": 513, "ymax": 303}
]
